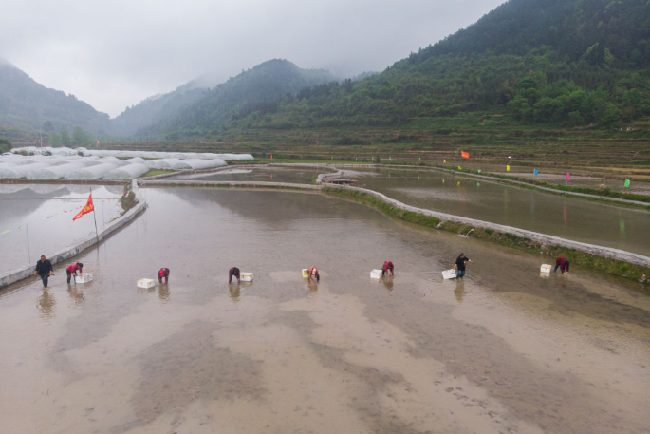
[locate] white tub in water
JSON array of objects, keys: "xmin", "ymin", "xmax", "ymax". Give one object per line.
[
  {"xmin": 75, "ymin": 273, "xmax": 93, "ymax": 283},
  {"xmin": 370, "ymin": 269, "xmax": 382, "ymax": 279},
  {"xmin": 137, "ymin": 278, "xmax": 155, "ymax": 289},
  {"xmin": 442, "ymin": 269, "xmax": 457, "ymax": 280},
  {"xmin": 540, "ymin": 264, "xmax": 551, "ymax": 274},
  {"xmin": 241, "ymin": 273, "xmax": 253, "ymax": 282},
  {"xmin": 302, "ymin": 269, "xmax": 308, "ymax": 277}
]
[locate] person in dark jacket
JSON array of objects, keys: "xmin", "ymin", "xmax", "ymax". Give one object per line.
[
  {"xmin": 554, "ymin": 257, "xmax": 570, "ymax": 274},
  {"xmin": 381, "ymin": 260, "xmax": 394, "ymax": 277},
  {"xmin": 66, "ymin": 262, "xmax": 84, "ymax": 284},
  {"xmin": 229, "ymin": 267, "xmax": 241, "ymax": 284},
  {"xmin": 34, "ymin": 255, "xmax": 54, "ymax": 287},
  {"xmin": 158, "ymin": 267, "xmax": 170, "ymax": 284},
  {"xmin": 453, "ymin": 253, "xmax": 474, "ymax": 278}
]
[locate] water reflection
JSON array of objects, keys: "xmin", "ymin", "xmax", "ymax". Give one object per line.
[
  {"xmin": 3, "ymin": 187, "xmax": 649, "ymax": 434},
  {"xmin": 306, "ymin": 281, "xmax": 319, "ymax": 293},
  {"xmin": 67, "ymin": 286, "xmax": 85, "ymax": 306},
  {"xmin": 454, "ymin": 280, "xmax": 466, "ymax": 303},
  {"xmin": 37, "ymin": 289, "xmax": 56, "ymax": 320},
  {"xmin": 229, "ymin": 284, "xmax": 240, "ymax": 302},
  {"xmin": 381, "ymin": 277, "xmax": 394, "ymax": 292},
  {"xmin": 158, "ymin": 284, "xmax": 170, "ymax": 303},
  {"xmin": 174, "ymin": 167, "xmax": 323, "ymax": 184},
  {"xmin": 352, "ymin": 167, "xmax": 650, "ymax": 255}
]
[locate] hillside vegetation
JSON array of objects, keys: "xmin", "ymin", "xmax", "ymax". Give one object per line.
[
  {"xmin": 207, "ymin": 0, "xmax": 650, "ymax": 133},
  {"xmin": 0, "ymin": 58, "xmax": 111, "ymax": 140},
  {"xmin": 111, "ymin": 79, "xmax": 212, "ymax": 137},
  {"xmin": 138, "ymin": 59, "xmax": 336, "ymax": 140}
]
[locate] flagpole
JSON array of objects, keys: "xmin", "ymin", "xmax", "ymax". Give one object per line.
[
  {"xmin": 90, "ymin": 188, "xmax": 99, "ymax": 241},
  {"xmin": 26, "ymin": 222, "xmax": 31, "ymax": 265}
]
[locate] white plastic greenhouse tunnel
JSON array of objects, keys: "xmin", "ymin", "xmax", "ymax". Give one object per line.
[
  {"xmin": 2, "ymin": 147, "xmax": 255, "ymax": 179},
  {"xmin": 65, "ymin": 163, "xmax": 121, "ymax": 179},
  {"xmin": 103, "ymin": 163, "xmax": 150, "ymax": 179}
]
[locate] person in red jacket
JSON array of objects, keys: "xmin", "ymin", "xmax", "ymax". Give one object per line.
[
  {"xmin": 158, "ymin": 267, "xmax": 170, "ymax": 284},
  {"xmin": 554, "ymin": 257, "xmax": 570, "ymax": 274},
  {"xmin": 66, "ymin": 262, "xmax": 84, "ymax": 284},
  {"xmin": 307, "ymin": 266, "xmax": 320, "ymax": 283},
  {"xmin": 381, "ymin": 260, "xmax": 394, "ymax": 277}
]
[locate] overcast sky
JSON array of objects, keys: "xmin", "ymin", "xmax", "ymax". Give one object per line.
[{"xmin": 1, "ymin": 0, "xmax": 505, "ymax": 118}]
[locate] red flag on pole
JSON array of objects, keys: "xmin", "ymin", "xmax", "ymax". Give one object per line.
[
  {"xmin": 73, "ymin": 193, "xmax": 94, "ymax": 221},
  {"xmin": 461, "ymin": 151, "xmax": 470, "ymax": 159}
]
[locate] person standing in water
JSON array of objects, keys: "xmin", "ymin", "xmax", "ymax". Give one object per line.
[
  {"xmin": 453, "ymin": 253, "xmax": 473, "ymax": 278},
  {"xmin": 34, "ymin": 255, "xmax": 54, "ymax": 287},
  {"xmin": 66, "ymin": 262, "xmax": 83, "ymax": 284},
  {"xmin": 229, "ymin": 267, "xmax": 241, "ymax": 284},
  {"xmin": 307, "ymin": 266, "xmax": 320, "ymax": 283},
  {"xmin": 554, "ymin": 257, "xmax": 570, "ymax": 274},
  {"xmin": 381, "ymin": 260, "xmax": 394, "ymax": 277},
  {"xmin": 158, "ymin": 267, "xmax": 170, "ymax": 284}
]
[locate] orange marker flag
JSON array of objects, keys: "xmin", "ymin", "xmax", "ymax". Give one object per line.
[
  {"xmin": 270, "ymin": 154, "xmax": 273, "ymax": 160},
  {"xmin": 73, "ymin": 193, "xmax": 94, "ymax": 221},
  {"xmin": 461, "ymin": 151, "xmax": 470, "ymax": 159}
]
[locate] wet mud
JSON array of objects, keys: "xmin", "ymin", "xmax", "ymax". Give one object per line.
[{"xmin": 0, "ymin": 188, "xmax": 648, "ymax": 433}]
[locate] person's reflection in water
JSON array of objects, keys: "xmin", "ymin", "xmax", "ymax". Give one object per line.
[
  {"xmin": 381, "ymin": 278, "xmax": 394, "ymax": 292},
  {"xmin": 307, "ymin": 281, "xmax": 319, "ymax": 293},
  {"xmin": 229, "ymin": 284, "xmax": 241, "ymax": 302},
  {"xmin": 454, "ymin": 280, "xmax": 466, "ymax": 303},
  {"xmin": 158, "ymin": 284, "xmax": 170, "ymax": 304},
  {"xmin": 67, "ymin": 286, "xmax": 85, "ymax": 306},
  {"xmin": 37, "ymin": 289, "xmax": 56, "ymax": 320}
]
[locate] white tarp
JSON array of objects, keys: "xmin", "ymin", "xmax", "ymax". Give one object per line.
[
  {"xmin": 103, "ymin": 163, "xmax": 150, "ymax": 179},
  {"xmin": 1, "ymin": 148, "xmax": 255, "ymax": 179},
  {"xmin": 183, "ymin": 159, "xmax": 228, "ymax": 170},
  {"xmin": 65, "ymin": 162, "xmax": 121, "ymax": 179},
  {"xmin": 27, "ymin": 162, "xmax": 87, "ymax": 179}
]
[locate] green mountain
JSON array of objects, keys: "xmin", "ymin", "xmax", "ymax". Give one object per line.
[
  {"xmin": 0, "ymin": 58, "xmax": 111, "ymax": 141},
  {"xmin": 206, "ymin": 0, "xmax": 648, "ymax": 135},
  {"xmin": 111, "ymin": 79, "xmax": 212, "ymax": 137},
  {"xmin": 139, "ymin": 59, "xmax": 337, "ymax": 140}
]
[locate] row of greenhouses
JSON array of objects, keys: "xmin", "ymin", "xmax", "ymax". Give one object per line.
[
  {"xmin": 0, "ymin": 151, "xmax": 237, "ymax": 179},
  {"xmin": 9, "ymin": 146, "xmax": 254, "ymax": 161}
]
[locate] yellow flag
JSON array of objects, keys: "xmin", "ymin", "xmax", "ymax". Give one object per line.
[{"xmin": 507, "ymin": 165, "xmax": 510, "ymax": 172}]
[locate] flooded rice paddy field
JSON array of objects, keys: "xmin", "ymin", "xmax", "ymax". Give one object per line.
[
  {"xmin": 345, "ymin": 167, "xmax": 650, "ymax": 256},
  {"xmin": 435, "ymin": 161, "xmax": 650, "ymax": 194},
  {"xmin": 173, "ymin": 167, "xmax": 324, "ymax": 184},
  {"xmin": 0, "ymin": 184, "xmax": 125, "ymax": 274},
  {"xmin": 1, "ymin": 188, "xmax": 649, "ymax": 433}
]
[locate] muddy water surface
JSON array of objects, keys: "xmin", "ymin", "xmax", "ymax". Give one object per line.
[
  {"xmin": 174, "ymin": 167, "xmax": 324, "ymax": 183},
  {"xmin": 347, "ymin": 167, "xmax": 650, "ymax": 256},
  {"xmin": 0, "ymin": 184, "xmax": 125, "ymax": 274},
  {"xmin": 1, "ymin": 188, "xmax": 649, "ymax": 433}
]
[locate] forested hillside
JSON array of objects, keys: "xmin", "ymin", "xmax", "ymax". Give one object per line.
[
  {"xmin": 138, "ymin": 59, "xmax": 336, "ymax": 140},
  {"xmin": 204, "ymin": 0, "xmax": 650, "ymax": 137},
  {"xmin": 111, "ymin": 80, "xmax": 210, "ymax": 137},
  {"xmin": 0, "ymin": 58, "xmax": 111, "ymax": 140}
]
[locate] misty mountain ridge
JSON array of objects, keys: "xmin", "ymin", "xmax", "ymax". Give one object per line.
[
  {"xmin": 112, "ymin": 59, "xmax": 339, "ymax": 138},
  {"xmin": 111, "ymin": 79, "xmax": 210, "ymax": 137},
  {"xmin": 0, "ymin": 59, "xmax": 111, "ymax": 139},
  {"xmin": 3, "ymin": 0, "xmax": 649, "ymax": 143},
  {"xmin": 135, "ymin": 59, "xmax": 337, "ymax": 140},
  {"xmin": 209, "ymin": 0, "xmax": 649, "ymax": 134}
]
